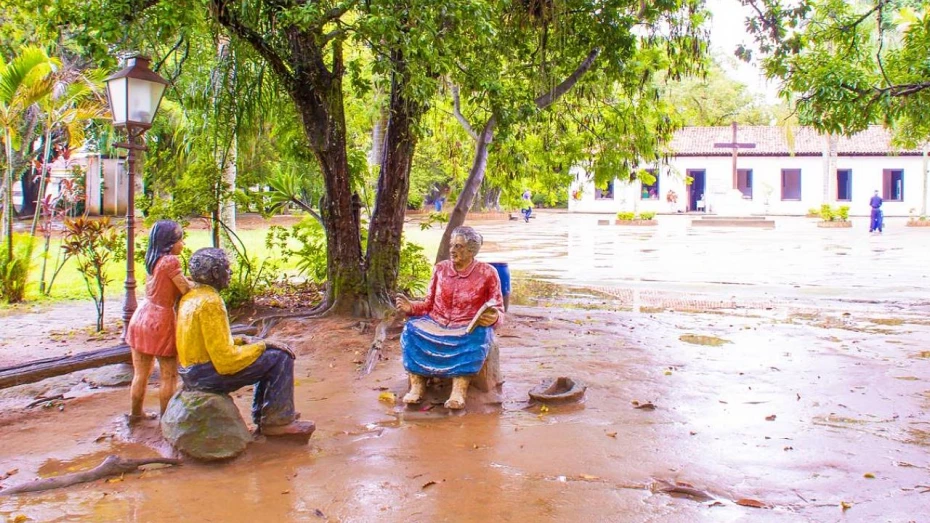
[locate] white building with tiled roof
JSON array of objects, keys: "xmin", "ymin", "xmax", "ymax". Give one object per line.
[{"xmin": 568, "ymin": 125, "xmax": 930, "ymax": 217}]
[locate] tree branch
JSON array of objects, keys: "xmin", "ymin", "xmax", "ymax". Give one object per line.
[
  {"xmin": 208, "ymin": 0, "xmax": 295, "ymax": 89},
  {"xmin": 322, "ymin": 27, "xmax": 349, "ymax": 45},
  {"xmin": 534, "ymin": 48, "xmax": 601, "ymax": 110},
  {"xmin": 0, "ymin": 456, "xmax": 181, "ymax": 496},
  {"xmin": 289, "ymin": 197, "xmax": 324, "ymax": 226},
  {"xmin": 842, "ymin": 0, "xmax": 884, "ymax": 32},
  {"xmin": 153, "ymin": 36, "xmax": 186, "ymax": 72},
  {"xmin": 874, "ymin": 1, "xmax": 891, "ymax": 88},
  {"xmin": 451, "ymin": 85, "xmax": 478, "ymax": 140}
]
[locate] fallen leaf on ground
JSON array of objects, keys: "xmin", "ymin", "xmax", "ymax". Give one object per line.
[
  {"xmin": 0, "ymin": 468, "xmax": 18, "ymax": 480},
  {"xmin": 735, "ymin": 498, "xmax": 768, "ymax": 508},
  {"xmin": 12, "ymin": 515, "xmax": 29, "ymax": 523},
  {"xmin": 606, "ymin": 432, "xmax": 617, "ymax": 438},
  {"xmin": 378, "ymin": 391, "xmax": 396, "ymax": 403},
  {"xmin": 313, "ymin": 509, "xmax": 325, "ymax": 518},
  {"xmin": 634, "ymin": 402, "xmax": 656, "ymax": 411},
  {"xmin": 765, "ymin": 414, "xmax": 776, "ymax": 421},
  {"xmin": 841, "ymin": 501, "xmax": 853, "ymax": 510},
  {"xmin": 106, "ymin": 475, "xmax": 124, "ymax": 484},
  {"xmin": 281, "ymin": 490, "xmax": 290, "ymax": 494},
  {"xmin": 578, "ymin": 474, "xmax": 599, "ymax": 481},
  {"xmin": 864, "ymin": 473, "xmax": 875, "ymax": 479},
  {"xmin": 422, "ymin": 480, "xmax": 437, "ymax": 489},
  {"xmin": 539, "ymin": 405, "xmax": 549, "ymax": 413}
]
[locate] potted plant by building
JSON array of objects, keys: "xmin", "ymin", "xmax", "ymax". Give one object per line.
[
  {"xmin": 817, "ymin": 204, "xmax": 853, "ymax": 228},
  {"xmin": 615, "ymin": 211, "xmax": 658, "ymax": 226},
  {"xmin": 906, "ymin": 211, "xmax": 930, "ymax": 227}
]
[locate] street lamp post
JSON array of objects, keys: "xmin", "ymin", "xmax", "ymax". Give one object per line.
[{"xmin": 104, "ymin": 56, "xmax": 168, "ymax": 340}]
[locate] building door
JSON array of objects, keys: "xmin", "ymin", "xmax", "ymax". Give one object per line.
[{"xmin": 687, "ymin": 170, "xmax": 706, "ymax": 212}]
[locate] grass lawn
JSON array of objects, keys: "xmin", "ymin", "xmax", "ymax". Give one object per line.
[{"xmin": 7, "ymin": 218, "xmax": 443, "ymax": 306}]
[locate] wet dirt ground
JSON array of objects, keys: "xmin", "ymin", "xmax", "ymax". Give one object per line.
[{"xmin": 1, "ymin": 213, "xmax": 929, "ymax": 522}]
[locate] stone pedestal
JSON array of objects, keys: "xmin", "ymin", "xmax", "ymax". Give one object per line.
[
  {"xmin": 161, "ymin": 390, "xmax": 251, "ymax": 461},
  {"xmin": 471, "ymin": 339, "xmax": 501, "ymax": 393}
]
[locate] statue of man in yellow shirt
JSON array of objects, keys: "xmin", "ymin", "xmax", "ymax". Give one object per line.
[{"xmin": 176, "ymin": 248, "xmax": 314, "ymax": 439}]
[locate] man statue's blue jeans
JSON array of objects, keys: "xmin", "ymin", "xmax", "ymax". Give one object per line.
[{"xmin": 178, "ymin": 348, "xmax": 296, "ymax": 427}]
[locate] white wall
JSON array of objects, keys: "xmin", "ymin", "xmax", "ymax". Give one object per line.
[
  {"xmin": 836, "ymin": 156, "xmax": 927, "ymax": 216},
  {"xmin": 570, "ymin": 153, "xmax": 929, "ymax": 216}
]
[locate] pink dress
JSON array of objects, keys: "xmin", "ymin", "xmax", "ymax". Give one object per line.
[{"xmin": 126, "ymin": 255, "xmax": 183, "ymax": 357}]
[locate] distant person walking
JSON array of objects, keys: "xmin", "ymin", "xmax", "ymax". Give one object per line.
[
  {"xmin": 521, "ymin": 189, "xmax": 533, "ymax": 223},
  {"xmin": 869, "ymin": 190, "xmax": 883, "ymax": 233},
  {"xmin": 434, "ymin": 195, "xmax": 445, "ymax": 212}
]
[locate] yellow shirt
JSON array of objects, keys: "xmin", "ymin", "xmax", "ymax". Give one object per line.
[{"xmin": 176, "ymin": 285, "xmax": 265, "ymax": 375}]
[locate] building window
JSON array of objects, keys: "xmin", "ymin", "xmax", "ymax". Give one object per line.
[
  {"xmin": 781, "ymin": 169, "xmax": 801, "ymax": 200},
  {"xmin": 737, "ymin": 169, "xmax": 753, "ymax": 199},
  {"xmin": 883, "ymin": 169, "xmax": 903, "ymax": 201},
  {"xmin": 637, "ymin": 169, "xmax": 659, "ymax": 200},
  {"xmin": 837, "ymin": 169, "xmax": 852, "ymax": 201},
  {"xmin": 594, "ymin": 180, "xmax": 614, "ymax": 200}
]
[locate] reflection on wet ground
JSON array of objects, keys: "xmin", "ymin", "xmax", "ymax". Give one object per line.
[
  {"xmin": 2, "ymin": 213, "xmax": 929, "ymax": 521},
  {"xmin": 477, "ymin": 213, "xmax": 930, "ymax": 312}
]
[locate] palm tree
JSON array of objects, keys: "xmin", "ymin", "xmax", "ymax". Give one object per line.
[
  {"xmin": 30, "ymin": 66, "xmax": 108, "ymax": 236},
  {"xmin": 0, "ymin": 46, "xmax": 56, "ymax": 259}
]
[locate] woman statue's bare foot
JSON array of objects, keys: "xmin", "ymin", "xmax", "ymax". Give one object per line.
[
  {"xmin": 126, "ymin": 412, "xmax": 158, "ymax": 424},
  {"xmin": 403, "ymin": 374, "xmax": 426, "ymax": 404}
]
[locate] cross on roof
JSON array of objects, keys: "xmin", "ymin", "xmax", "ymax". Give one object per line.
[{"xmin": 713, "ymin": 122, "xmax": 757, "ymax": 190}]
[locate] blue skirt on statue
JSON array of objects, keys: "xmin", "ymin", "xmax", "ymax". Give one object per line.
[{"xmin": 402, "ymin": 317, "xmax": 493, "ymax": 378}]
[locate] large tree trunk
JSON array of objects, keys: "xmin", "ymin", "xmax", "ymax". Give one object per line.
[
  {"xmin": 217, "ymin": 37, "xmax": 237, "ymax": 241},
  {"xmin": 436, "ymin": 119, "xmax": 495, "ymax": 263},
  {"xmin": 210, "ymin": 2, "xmax": 421, "ymax": 317},
  {"xmin": 292, "ymin": 79, "xmax": 366, "ymax": 315},
  {"xmin": 365, "ymin": 51, "xmax": 424, "ymax": 316},
  {"xmin": 436, "ymin": 48, "xmax": 601, "ymax": 262}
]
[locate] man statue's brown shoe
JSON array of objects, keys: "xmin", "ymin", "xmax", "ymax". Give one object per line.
[{"xmin": 261, "ymin": 420, "xmax": 315, "ymax": 442}]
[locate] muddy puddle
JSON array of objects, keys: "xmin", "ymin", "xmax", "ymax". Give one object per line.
[{"xmin": 1, "ymin": 299, "xmax": 928, "ymax": 521}]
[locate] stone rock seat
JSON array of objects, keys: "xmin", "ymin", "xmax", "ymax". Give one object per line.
[{"xmin": 161, "ymin": 389, "xmax": 251, "ymax": 461}]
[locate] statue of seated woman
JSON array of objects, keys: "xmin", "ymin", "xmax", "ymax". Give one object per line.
[{"xmin": 395, "ymin": 226, "xmax": 504, "ymax": 410}]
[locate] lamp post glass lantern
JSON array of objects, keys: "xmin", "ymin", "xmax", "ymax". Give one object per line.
[{"xmin": 104, "ymin": 56, "xmax": 168, "ymax": 339}]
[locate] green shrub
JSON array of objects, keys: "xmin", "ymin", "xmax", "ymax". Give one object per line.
[
  {"xmin": 837, "ymin": 205, "xmax": 850, "ymax": 221},
  {"xmin": 266, "ymin": 217, "xmax": 327, "ymax": 284},
  {"xmin": 419, "ymin": 211, "xmax": 449, "ymax": 230},
  {"xmin": 396, "ymin": 238, "xmax": 433, "ymax": 296},
  {"xmin": 806, "ymin": 207, "xmax": 820, "ymax": 218},
  {"xmin": 638, "ymin": 211, "xmax": 656, "ymax": 220},
  {"xmin": 407, "ymin": 192, "xmax": 424, "ymax": 210},
  {"xmin": 820, "ymin": 204, "xmax": 834, "ymax": 221},
  {"xmin": 61, "ymin": 218, "xmax": 120, "ymax": 331},
  {"xmin": 616, "ymin": 211, "xmax": 635, "ymax": 221},
  {"xmin": 0, "ymin": 234, "xmax": 36, "ymax": 303},
  {"xmin": 265, "ymin": 216, "xmax": 431, "ymax": 296}
]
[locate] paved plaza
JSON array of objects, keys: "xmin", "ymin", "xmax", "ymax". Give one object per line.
[{"xmin": 475, "ymin": 213, "xmax": 930, "ymax": 314}]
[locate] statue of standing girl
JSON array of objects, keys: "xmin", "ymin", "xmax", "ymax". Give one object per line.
[{"xmin": 126, "ymin": 220, "xmax": 192, "ymax": 422}]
